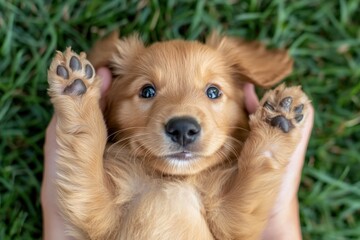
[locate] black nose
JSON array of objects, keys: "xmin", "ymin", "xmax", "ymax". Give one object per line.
[{"xmin": 165, "ymin": 117, "xmax": 201, "ymax": 147}]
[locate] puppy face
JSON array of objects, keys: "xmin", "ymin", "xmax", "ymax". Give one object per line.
[{"xmin": 103, "ymin": 34, "xmax": 293, "ymax": 175}]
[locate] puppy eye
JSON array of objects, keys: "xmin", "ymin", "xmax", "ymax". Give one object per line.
[
  {"xmin": 206, "ymin": 85, "xmax": 222, "ymax": 99},
  {"xmin": 140, "ymin": 85, "xmax": 156, "ymax": 98}
]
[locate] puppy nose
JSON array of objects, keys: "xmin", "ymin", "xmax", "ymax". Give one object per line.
[{"xmin": 165, "ymin": 117, "xmax": 201, "ymax": 147}]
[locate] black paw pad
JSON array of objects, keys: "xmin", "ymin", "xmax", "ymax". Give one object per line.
[
  {"xmin": 270, "ymin": 115, "xmax": 292, "ymax": 133},
  {"xmin": 280, "ymin": 97, "xmax": 292, "ymax": 112},
  {"xmin": 85, "ymin": 64, "xmax": 93, "ymax": 79},
  {"xmin": 56, "ymin": 65, "xmax": 69, "ymax": 79},
  {"xmin": 295, "ymin": 114, "xmax": 304, "ymax": 123},
  {"xmin": 294, "ymin": 104, "xmax": 304, "ymax": 114},
  {"xmin": 70, "ymin": 56, "xmax": 82, "ymax": 71},
  {"xmin": 63, "ymin": 79, "xmax": 87, "ymax": 96},
  {"xmin": 264, "ymin": 101, "xmax": 275, "ymax": 111}
]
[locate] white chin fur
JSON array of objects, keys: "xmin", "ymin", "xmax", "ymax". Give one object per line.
[{"xmin": 167, "ymin": 158, "xmax": 195, "ymax": 168}]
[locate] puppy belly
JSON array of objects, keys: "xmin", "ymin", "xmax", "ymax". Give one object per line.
[{"xmin": 119, "ymin": 182, "xmax": 214, "ymax": 240}]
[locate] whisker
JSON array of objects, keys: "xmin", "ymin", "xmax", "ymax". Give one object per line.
[
  {"xmin": 112, "ymin": 134, "xmax": 156, "ymax": 161},
  {"xmin": 224, "ymin": 126, "xmax": 250, "ymax": 133},
  {"xmin": 107, "ymin": 126, "xmax": 148, "ymax": 141},
  {"xmin": 107, "ymin": 132, "xmax": 152, "ymax": 153}
]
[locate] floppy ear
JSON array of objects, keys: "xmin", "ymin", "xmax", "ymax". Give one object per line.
[
  {"xmin": 88, "ymin": 31, "xmax": 120, "ymax": 69},
  {"xmin": 206, "ymin": 33, "xmax": 293, "ymax": 88},
  {"xmin": 110, "ymin": 34, "xmax": 144, "ymax": 77},
  {"xmin": 88, "ymin": 31, "xmax": 145, "ymax": 77}
]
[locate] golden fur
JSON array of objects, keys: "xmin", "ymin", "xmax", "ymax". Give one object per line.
[{"xmin": 48, "ymin": 32, "xmax": 309, "ymax": 239}]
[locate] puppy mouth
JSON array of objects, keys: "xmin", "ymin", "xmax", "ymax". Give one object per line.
[{"xmin": 164, "ymin": 151, "xmax": 198, "ymax": 161}]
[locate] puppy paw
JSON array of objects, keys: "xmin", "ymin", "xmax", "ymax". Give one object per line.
[
  {"xmin": 253, "ymin": 84, "xmax": 309, "ymax": 133},
  {"xmin": 48, "ymin": 48, "xmax": 97, "ymax": 97}
]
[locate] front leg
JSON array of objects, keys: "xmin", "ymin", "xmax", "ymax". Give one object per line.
[
  {"xmin": 212, "ymin": 85, "xmax": 309, "ymax": 240},
  {"xmin": 48, "ymin": 48, "xmax": 116, "ymax": 239}
]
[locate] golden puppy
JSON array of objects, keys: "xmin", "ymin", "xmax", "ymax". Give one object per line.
[{"xmin": 48, "ymin": 32, "xmax": 309, "ymax": 239}]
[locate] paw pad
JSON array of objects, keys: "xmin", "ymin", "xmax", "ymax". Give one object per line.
[
  {"xmin": 260, "ymin": 85, "xmax": 308, "ymax": 133},
  {"xmin": 294, "ymin": 104, "xmax": 304, "ymax": 114},
  {"xmin": 85, "ymin": 64, "xmax": 94, "ymax": 79},
  {"xmin": 70, "ymin": 56, "xmax": 82, "ymax": 71},
  {"xmin": 279, "ymin": 97, "xmax": 292, "ymax": 112},
  {"xmin": 63, "ymin": 79, "xmax": 87, "ymax": 95},
  {"xmin": 51, "ymin": 49, "xmax": 95, "ymax": 96},
  {"xmin": 56, "ymin": 65, "xmax": 69, "ymax": 79},
  {"xmin": 270, "ymin": 115, "xmax": 291, "ymax": 133}
]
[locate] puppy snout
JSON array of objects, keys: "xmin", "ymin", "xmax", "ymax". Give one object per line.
[{"xmin": 165, "ymin": 117, "xmax": 201, "ymax": 147}]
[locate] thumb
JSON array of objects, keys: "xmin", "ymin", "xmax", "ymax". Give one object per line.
[
  {"xmin": 96, "ymin": 67, "xmax": 112, "ymax": 111},
  {"xmin": 97, "ymin": 67, "xmax": 112, "ymax": 95},
  {"xmin": 244, "ymin": 83, "xmax": 259, "ymax": 114}
]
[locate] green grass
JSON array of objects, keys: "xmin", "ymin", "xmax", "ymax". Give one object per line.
[{"xmin": 0, "ymin": 0, "xmax": 359, "ymax": 239}]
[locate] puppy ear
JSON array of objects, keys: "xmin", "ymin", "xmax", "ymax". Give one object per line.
[
  {"xmin": 110, "ymin": 34, "xmax": 144, "ymax": 77},
  {"xmin": 88, "ymin": 31, "xmax": 144, "ymax": 77},
  {"xmin": 206, "ymin": 33, "xmax": 293, "ymax": 88},
  {"xmin": 88, "ymin": 31, "xmax": 120, "ymax": 69}
]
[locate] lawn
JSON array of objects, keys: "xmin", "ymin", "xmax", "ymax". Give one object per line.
[{"xmin": 0, "ymin": 0, "xmax": 359, "ymax": 239}]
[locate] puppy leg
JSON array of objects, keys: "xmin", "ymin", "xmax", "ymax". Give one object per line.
[
  {"xmin": 48, "ymin": 49, "xmax": 116, "ymax": 239},
  {"xmin": 212, "ymin": 85, "xmax": 309, "ymax": 240}
]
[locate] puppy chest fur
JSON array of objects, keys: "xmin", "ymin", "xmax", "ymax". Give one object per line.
[
  {"xmin": 111, "ymin": 167, "xmax": 212, "ymax": 239},
  {"xmin": 104, "ymin": 149, "xmax": 237, "ymax": 240}
]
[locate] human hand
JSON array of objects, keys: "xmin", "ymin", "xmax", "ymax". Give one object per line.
[
  {"xmin": 41, "ymin": 67, "xmax": 112, "ymax": 240},
  {"xmin": 243, "ymin": 83, "xmax": 314, "ymax": 240}
]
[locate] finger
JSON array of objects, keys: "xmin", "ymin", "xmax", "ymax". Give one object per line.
[
  {"xmin": 287, "ymin": 104, "xmax": 314, "ymax": 181},
  {"xmin": 243, "ymin": 83, "xmax": 259, "ymax": 114},
  {"xmin": 44, "ymin": 115, "xmax": 58, "ymax": 163},
  {"xmin": 42, "ymin": 115, "xmax": 58, "ymax": 208},
  {"xmin": 275, "ymin": 104, "xmax": 314, "ymax": 208},
  {"xmin": 97, "ymin": 67, "xmax": 112, "ymax": 96},
  {"xmin": 96, "ymin": 67, "xmax": 112, "ymax": 111}
]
